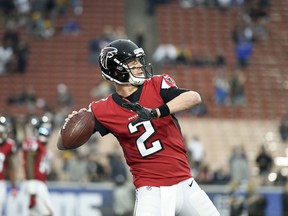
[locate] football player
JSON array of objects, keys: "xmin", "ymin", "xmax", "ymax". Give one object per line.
[
  {"xmin": 0, "ymin": 116, "xmax": 17, "ymax": 215},
  {"xmin": 58, "ymin": 39, "xmax": 220, "ymax": 216},
  {"xmin": 18, "ymin": 116, "xmax": 54, "ymax": 216}
]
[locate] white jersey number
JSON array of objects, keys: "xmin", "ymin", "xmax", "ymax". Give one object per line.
[{"xmin": 128, "ymin": 121, "xmax": 163, "ymax": 157}]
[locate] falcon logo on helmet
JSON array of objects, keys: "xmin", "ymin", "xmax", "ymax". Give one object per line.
[{"xmin": 100, "ymin": 47, "xmax": 118, "ymax": 69}]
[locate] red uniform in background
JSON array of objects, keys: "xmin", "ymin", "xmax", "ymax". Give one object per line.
[
  {"xmin": 0, "ymin": 138, "xmax": 17, "ymax": 180},
  {"xmin": 22, "ymin": 137, "xmax": 49, "ymax": 182},
  {"xmin": 18, "ymin": 120, "xmax": 54, "ymax": 216},
  {"xmin": 0, "ymin": 137, "xmax": 17, "ymax": 215}
]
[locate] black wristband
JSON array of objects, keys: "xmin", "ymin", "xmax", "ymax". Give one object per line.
[
  {"xmin": 158, "ymin": 104, "xmax": 170, "ymax": 118},
  {"xmin": 151, "ymin": 109, "xmax": 158, "ymax": 118}
]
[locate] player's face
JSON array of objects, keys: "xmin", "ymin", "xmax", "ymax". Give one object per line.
[{"xmin": 127, "ymin": 59, "xmax": 145, "ymax": 78}]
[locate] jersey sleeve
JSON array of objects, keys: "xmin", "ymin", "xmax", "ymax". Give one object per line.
[
  {"xmin": 160, "ymin": 74, "xmax": 178, "ymax": 89},
  {"xmin": 159, "ymin": 74, "xmax": 190, "ymax": 103},
  {"xmin": 89, "ymin": 102, "xmax": 110, "ymax": 136},
  {"xmin": 94, "ymin": 117, "xmax": 110, "ymax": 136}
]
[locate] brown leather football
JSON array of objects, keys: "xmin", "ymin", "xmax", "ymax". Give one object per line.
[{"xmin": 60, "ymin": 111, "xmax": 95, "ymax": 149}]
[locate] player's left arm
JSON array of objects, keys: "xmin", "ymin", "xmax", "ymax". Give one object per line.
[
  {"xmin": 161, "ymin": 88, "xmax": 201, "ymax": 116},
  {"xmin": 122, "ymin": 87, "xmax": 201, "ymax": 122},
  {"xmin": 154, "ymin": 74, "xmax": 201, "ymax": 117}
]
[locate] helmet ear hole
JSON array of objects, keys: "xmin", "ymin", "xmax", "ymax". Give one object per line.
[{"xmin": 113, "ymin": 70, "xmax": 129, "ymax": 83}]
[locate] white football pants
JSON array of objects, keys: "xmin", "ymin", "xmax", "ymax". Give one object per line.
[
  {"xmin": 16, "ymin": 180, "xmax": 53, "ymax": 216},
  {"xmin": 133, "ymin": 178, "xmax": 220, "ymax": 216},
  {"xmin": 0, "ymin": 181, "xmax": 7, "ymax": 215}
]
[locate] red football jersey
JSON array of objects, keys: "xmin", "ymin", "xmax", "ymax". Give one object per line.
[
  {"xmin": 22, "ymin": 137, "xmax": 50, "ymax": 182},
  {"xmin": 0, "ymin": 138, "xmax": 16, "ymax": 180},
  {"xmin": 90, "ymin": 75, "xmax": 192, "ymax": 188}
]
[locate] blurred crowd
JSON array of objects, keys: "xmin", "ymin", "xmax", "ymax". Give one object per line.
[
  {"xmin": 0, "ymin": 0, "xmax": 84, "ymax": 75},
  {"xmin": 185, "ymin": 135, "xmax": 287, "ymax": 187},
  {"xmin": 185, "ymin": 134, "xmax": 288, "ymax": 216}
]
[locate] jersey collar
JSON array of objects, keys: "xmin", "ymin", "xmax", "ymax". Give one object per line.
[{"xmin": 112, "ymin": 85, "xmax": 143, "ymax": 107}]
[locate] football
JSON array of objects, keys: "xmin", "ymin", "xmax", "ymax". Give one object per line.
[{"xmin": 60, "ymin": 111, "xmax": 95, "ymax": 149}]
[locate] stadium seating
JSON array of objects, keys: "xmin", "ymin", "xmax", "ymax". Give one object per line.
[
  {"xmin": 155, "ymin": 0, "xmax": 288, "ymax": 119},
  {"xmin": 0, "ymin": 0, "xmax": 125, "ymax": 115}
]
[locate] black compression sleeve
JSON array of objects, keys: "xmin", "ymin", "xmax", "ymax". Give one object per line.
[
  {"xmin": 160, "ymin": 87, "xmax": 190, "ymax": 103},
  {"xmin": 94, "ymin": 118, "xmax": 110, "ymax": 136},
  {"xmin": 158, "ymin": 104, "xmax": 170, "ymax": 117}
]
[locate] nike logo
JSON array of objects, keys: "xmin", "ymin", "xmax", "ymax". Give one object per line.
[{"xmin": 189, "ymin": 180, "xmax": 193, "ymax": 187}]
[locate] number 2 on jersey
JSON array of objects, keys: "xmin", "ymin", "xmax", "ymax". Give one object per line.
[{"xmin": 128, "ymin": 121, "xmax": 163, "ymax": 157}]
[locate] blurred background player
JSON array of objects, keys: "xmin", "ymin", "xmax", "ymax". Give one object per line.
[
  {"xmin": 18, "ymin": 115, "xmax": 54, "ymax": 216},
  {"xmin": 0, "ymin": 116, "xmax": 17, "ymax": 216}
]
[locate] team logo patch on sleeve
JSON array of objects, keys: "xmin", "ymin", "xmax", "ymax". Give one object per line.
[{"xmin": 161, "ymin": 74, "xmax": 177, "ymax": 89}]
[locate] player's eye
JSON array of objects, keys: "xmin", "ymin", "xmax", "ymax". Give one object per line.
[{"xmin": 129, "ymin": 66, "xmax": 143, "ymax": 70}]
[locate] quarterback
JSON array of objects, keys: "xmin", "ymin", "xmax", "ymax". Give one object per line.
[{"xmin": 58, "ymin": 39, "xmax": 220, "ymax": 216}]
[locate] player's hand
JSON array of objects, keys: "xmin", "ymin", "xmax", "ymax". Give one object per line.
[
  {"xmin": 66, "ymin": 108, "xmax": 87, "ymax": 119},
  {"xmin": 64, "ymin": 108, "xmax": 88, "ymax": 124},
  {"xmin": 61, "ymin": 108, "xmax": 89, "ymax": 135},
  {"xmin": 122, "ymin": 102, "xmax": 157, "ymax": 125}
]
